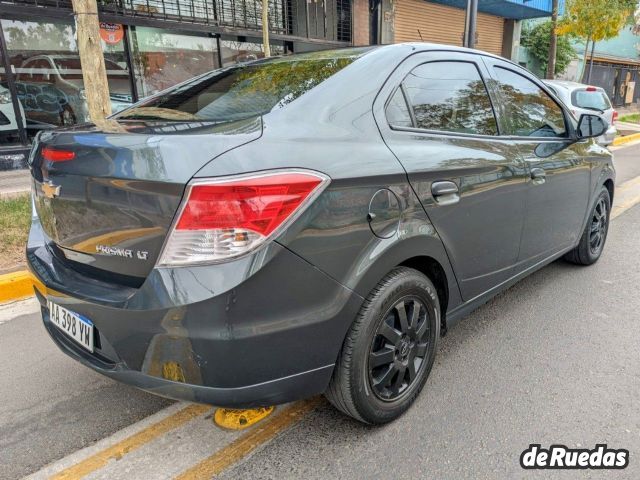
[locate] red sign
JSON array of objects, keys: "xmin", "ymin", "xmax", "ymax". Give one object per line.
[{"xmin": 99, "ymin": 23, "xmax": 124, "ymax": 45}]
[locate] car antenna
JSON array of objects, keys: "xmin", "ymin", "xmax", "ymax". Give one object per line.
[{"xmin": 417, "ymin": 29, "xmax": 424, "ymax": 41}]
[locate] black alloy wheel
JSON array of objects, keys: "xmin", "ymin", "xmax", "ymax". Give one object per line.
[
  {"xmin": 564, "ymin": 186, "xmax": 611, "ymax": 266},
  {"xmin": 589, "ymin": 196, "xmax": 608, "ymax": 256},
  {"xmin": 325, "ymin": 267, "xmax": 440, "ymax": 424},
  {"xmin": 369, "ymin": 296, "xmax": 431, "ymax": 401}
]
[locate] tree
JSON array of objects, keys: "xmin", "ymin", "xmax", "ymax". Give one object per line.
[
  {"xmin": 262, "ymin": 0, "xmax": 270, "ymax": 57},
  {"xmin": 546, "ymin": 0, "xmax": 559, "ymax": 79},
  {"xmin": 521, "ymin": 21, "xmax": 575, "ymax": 76},
  {"xmin": 557, "ymin": 0, "xmax": 636, "ymax": 81}
]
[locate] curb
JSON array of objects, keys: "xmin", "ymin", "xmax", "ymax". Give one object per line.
[
  {"xmin": 0, "ymin": 270, "xmax": 44, "ymax": 304},
  {"xmin": 611, "ymin": 132, "xmax": 640, "ymax": 146}
]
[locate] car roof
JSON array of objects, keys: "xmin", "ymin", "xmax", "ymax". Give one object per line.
[{"xmin": 543, "ymin": 80, "xmax": 605, "ymax": 92}]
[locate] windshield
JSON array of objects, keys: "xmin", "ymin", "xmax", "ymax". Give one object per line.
[
  {"xmin": 117, "ymin": 49, "xmax": 368, "ymax": 122},
  {"xmin": 572, "ymin": 89, "xmax": 611, "ymax": 111}
]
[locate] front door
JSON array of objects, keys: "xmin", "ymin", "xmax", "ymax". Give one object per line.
[
  {"xmin": 482, "ymin": 58, "xmax": 591, "ymax": 269},
  {"xmin": 376, "ymin": 52, "xmax": 529, "ymax": 301}
]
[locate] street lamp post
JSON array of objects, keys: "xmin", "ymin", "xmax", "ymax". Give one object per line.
[{"xmin": 463, "ymin": 0, "xmax": 479, "ymax": 49}]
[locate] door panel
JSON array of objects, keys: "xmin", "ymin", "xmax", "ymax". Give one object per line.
[
  {"xmin": 374, "ymin": 52, "xmax": 528, "ymax": 301},
  {"xmin": 482, "ymin": 58, "xmax": 591, "ymax": 268}
]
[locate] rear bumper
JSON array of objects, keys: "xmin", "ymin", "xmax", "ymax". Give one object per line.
[{"xmin": 28, "ymin": 217, "xmax": 363, "ymax": 407}]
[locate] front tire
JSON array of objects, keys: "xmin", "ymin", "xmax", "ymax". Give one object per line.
[
  {"xmin": 564, "ymin": 186, "xmax": 611, "ymax": 265},
  {"xmin": 325, "ymin": 267, "xmax": 440, "ymax": 424}
]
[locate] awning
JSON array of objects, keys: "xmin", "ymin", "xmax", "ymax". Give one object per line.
[{"xmin": 426, "ymin": 0, "xmax": 563, "ymax": 20}]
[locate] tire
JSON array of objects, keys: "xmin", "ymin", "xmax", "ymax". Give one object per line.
[
  {"xmin": 325, "ymin": 267, "xmax": 440, "ymax": 424},
  {"xmin": 564, "ymin": 186, "xmax": 611, "ymax": 266}
]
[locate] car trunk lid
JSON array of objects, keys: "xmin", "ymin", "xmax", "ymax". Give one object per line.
[{"xmin": 30, "ymin": 117, "xmax": 261, "ymax": 282}]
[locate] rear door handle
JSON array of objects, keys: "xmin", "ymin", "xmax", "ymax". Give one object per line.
[
  {"xmin": 531, "ymin": 167, "xmax": 546, "ymax": 185},
  {"xmin": 431, "ymin": 181, "xmax": 459, "ymax": 205}
]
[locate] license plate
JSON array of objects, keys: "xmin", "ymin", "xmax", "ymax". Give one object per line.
[{"xmin": 47, "ymin": 300, "xmax": 94, "ymax": 353}]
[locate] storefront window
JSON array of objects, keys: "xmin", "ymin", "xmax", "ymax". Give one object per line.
[
  {"xmin": 130, "ymin": 27, "xmax": 220, "ymax": 98},
  {"xmin": 0, "ymin": 19, "xmax": 133, "ymax": 139},
  {"xmin": 220, "ymin": 38, "xmax": 285, "ymax": 66},
  {"xmin": 0, "ymin": 71, "xmax": 24, "ymax": 146}
]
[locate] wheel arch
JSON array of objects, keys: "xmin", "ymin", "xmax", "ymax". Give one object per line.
[
  {"xmin": 604, "ymin": 178, "xmax": 614, "ymax": 204},
  {"xmin": 399, "ymin": 256, "xmax": 449, "ymax": 333},
  {"xmin": 350, "ymin": 235, "xmax": 462, "ymax": 334}
]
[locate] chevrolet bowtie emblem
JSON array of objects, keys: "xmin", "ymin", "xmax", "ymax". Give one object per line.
[{"xmin": 42, "ymin": 180, "xmax": 61, "ymax": 199}]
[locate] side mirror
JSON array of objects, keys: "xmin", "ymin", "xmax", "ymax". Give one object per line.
[{"xmin": 577, "ymin": 114, "xmax": 608, "ymax": 139}]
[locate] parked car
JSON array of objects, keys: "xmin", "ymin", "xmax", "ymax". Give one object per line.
[
  {"xmin": 0, "ymin": 84, "xmax": 25, "ymax": 138},
  {"xmin": 27, "ymin": 44, "xmax": 614, "ymax": 424},
  {"xmin": 15, "ymin": 54, "xmax": 132, "ymax": 127},
  {"xmin": 543, "ymin": 80, "xmax": 617, "ymax": 146}
]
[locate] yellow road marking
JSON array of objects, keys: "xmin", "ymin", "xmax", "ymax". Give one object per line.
[
  {"xmin": 51, "ymin": 404, "xmax": 211, "ymax": 480},
  {"xmin": 175, "ymin": 397, "xmax": 324, "ymax": 480}
]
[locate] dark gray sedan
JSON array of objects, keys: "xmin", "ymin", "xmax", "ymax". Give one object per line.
[{"xmin": 27, "ymin": 44, "xmax": 613, "ymax": 424}]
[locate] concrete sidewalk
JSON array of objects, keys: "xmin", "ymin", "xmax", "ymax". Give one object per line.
[{"xmin": 0, "ymin": 169, "xmax": 30, "ymax": 199}]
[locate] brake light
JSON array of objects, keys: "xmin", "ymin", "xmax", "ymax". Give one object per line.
[
  {"xmin": 158, "ymin": 170, "xmax": 330, "ymax": 266},
  {"xmin": 42, "ymin": 147, "xmax": 75, "ymax": 162},
  {"xmin": 586, "ymin": 86, "xmax": 597, "ymax": 92},
  {"xmin": 613, "ymin": 110, "xmax": 618, "ymax": 124}
]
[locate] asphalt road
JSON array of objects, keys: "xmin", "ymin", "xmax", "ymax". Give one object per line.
[
  {"xmin": 612, "ymin": 143, "xmax": 640, "ymax": 183},
  {"xmin": 1, "ymin": 142, "xmax": 639, "ymax": 479},
  {"xmin": 0, "ymin": 304, "xmax": 172, "ymax": 479}
]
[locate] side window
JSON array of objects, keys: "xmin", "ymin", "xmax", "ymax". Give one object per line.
[
  {"xmin": 386, "ymin": 88, "xmax": 412, "ymax": 128},
  {"xmin": 402, "ymin": 61, "xmax": 498, "ymax": 136},
  {"xmin": 493, "ymin": 67, "xmax": 567, "ymax": 138}
]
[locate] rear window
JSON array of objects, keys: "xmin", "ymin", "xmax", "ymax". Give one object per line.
[
  {"xmin": 117, "ymin": 49, "xmax": 367, "ymax": 123},
  {"xmin": 572, "ymin": 89, "xmax": 611, "ymax": 111}
]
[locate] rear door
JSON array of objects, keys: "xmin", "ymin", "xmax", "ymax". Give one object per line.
[
  {"xmin": 483, "ymin": 58, "xmax": 591, "ymax": 268},
  {"xmin": 375, "ymin": 51, "xmax": 528, "ymax": 301}
]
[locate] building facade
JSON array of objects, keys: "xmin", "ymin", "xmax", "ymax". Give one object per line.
[{"xmin": 360, "ymin": 0, "xmax": 558, "ymax": 58}]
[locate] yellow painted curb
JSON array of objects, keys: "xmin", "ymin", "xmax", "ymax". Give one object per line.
[
  {"xmin": 612, "ymin": 132, "xmax": 640, "ymax": 146},
  {"xmin": 0, "ymin": 270, "xmax": 44, "ymax": 303}
]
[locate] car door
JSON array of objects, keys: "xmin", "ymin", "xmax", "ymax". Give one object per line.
[
  {"xmin": 482, "ymin": 58, "xmax": 591, "ymax": 269},
  {"xmin": 374, "ymin": 51, "xmax": 529, "ymax": 301}
]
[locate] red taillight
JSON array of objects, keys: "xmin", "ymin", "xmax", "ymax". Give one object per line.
[
  {"xmin": 42, "ymin": 147, "xmax": 75, "ymax": 162},
  {"xmin": 586, "ymin": 86, "xmax": 597, "ymax": 92},
  {"xmin": 159, "ymin": 170, "xmax": 329, "ymax": 266},
  {"xmin": 176, "ymin": 173, "xmax": 324, "ymax": 235},
  {"xmin": 613, "ymin": 110, "xmax": 618, "ymax": 124}
]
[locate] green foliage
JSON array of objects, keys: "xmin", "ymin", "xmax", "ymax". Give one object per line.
[
  {"xmin": 0, "ymin": 194, "xmax": 30, "ymax": 268},
  {"xmin": 521, "ymin": 21, "xmax": 576, "ymax": 75},
  {"xmin": 558, "ymin": 0, "xmax": 636, "ymax": 42}
]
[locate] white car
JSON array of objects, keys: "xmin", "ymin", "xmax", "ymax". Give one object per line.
[
  {"xmin": 0, "ymin": 84, "xmax": 25, "ymax": 133},
  {"xmin": 543, "ymin": 80, "xmax": 617, "ymax": 146}
]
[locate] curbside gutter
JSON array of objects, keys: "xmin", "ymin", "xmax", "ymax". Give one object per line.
[
  {"xmin": 612, "ymin": 132, "xmax": 640, "ymax": 146},
  {"xmin": 0, "ymin": 270, "xmax": 45, "ymax": 304}
]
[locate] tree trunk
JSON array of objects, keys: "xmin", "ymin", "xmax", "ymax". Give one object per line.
[
  {"xmin": 546, "ymin": 0, "xmax": 559, "ymax": 79},
  {"xmin": 586, "ymin": 40, "xmax": 596, "ymax": 83},
  {"xmin": 262, "ymin": 0, "xmax": 271, "ymax": 57},
  {"xmin": 72, "ymin": 0, "xmax": 112, "ymax": 123},
  {"xmin": 578, "ymin": 36, "xmax": 591, "ymax": 83}
]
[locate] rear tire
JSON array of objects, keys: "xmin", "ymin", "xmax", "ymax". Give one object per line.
[
  {"xmin": 564, "ymin": 186, "xmax": 611, "ymax": 265},
  {"xmin": 325, "ymin": 267, "xmax": 440, "ymax": 424}
]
